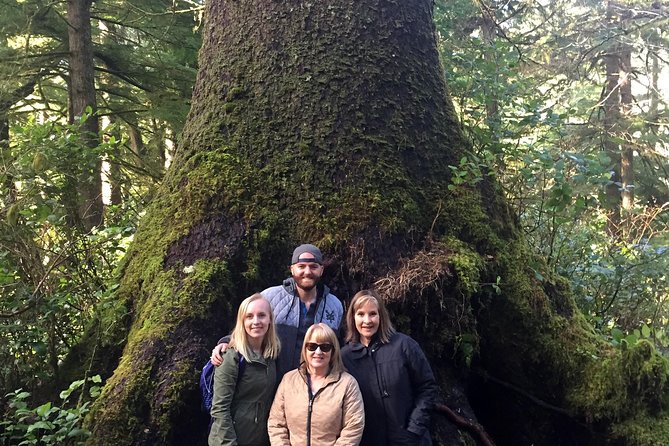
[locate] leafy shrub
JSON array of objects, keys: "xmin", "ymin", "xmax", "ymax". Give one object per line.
[{"xmin": 0, "ymin": 376, "xmax": 101, "ymax": 446}]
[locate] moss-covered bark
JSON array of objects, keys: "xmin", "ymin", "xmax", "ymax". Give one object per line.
[{"xmin": 81, "ymin": 1, "xmax": 669, "ymax": 445}]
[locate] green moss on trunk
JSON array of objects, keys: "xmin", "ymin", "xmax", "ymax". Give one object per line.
[
  {"xmin": 81, "ymin": 1, "xmax": 669, "ymax": 445},
  {"xmin": 84, "ymin": 1, "xmax": 468, "ymax": 444}
]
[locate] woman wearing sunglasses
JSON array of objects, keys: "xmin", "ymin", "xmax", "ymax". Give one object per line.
[
  {"xmin": 341, "ymin": 290, "xmax": 439, "ymax": 446},
  {"xmin": 268, "ymin": 323, "xmax": 364, "ymax": 446},
  {"xmin": 209, "ymin": 294, "xmax": 280, "ymax": 446}
]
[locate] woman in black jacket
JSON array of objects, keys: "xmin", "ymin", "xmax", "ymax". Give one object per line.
[{"xmin": 341, "ymin": 290, "xmax": 439, "ymax": 446}]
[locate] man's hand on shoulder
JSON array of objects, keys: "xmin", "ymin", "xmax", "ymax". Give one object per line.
[{"xmin": 211, "ymin": 342, "xmax": 228, "ymax": 366}]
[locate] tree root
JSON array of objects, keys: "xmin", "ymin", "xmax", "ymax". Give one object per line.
[{"xmin": 435, "ymin": 403, "xmax": 497, "ymax": 446}]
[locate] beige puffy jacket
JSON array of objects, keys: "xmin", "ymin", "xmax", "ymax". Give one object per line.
[{"xmin": 268, "ymin": 365, "xmax": 365, "ymax": 446}]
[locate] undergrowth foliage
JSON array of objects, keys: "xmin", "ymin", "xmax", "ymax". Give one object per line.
[
  {"xmin": 0, "ymin": 375, "xmax": 101, "ymax": 446},
  {"xmin": 0, "ymin": 116, "xmax": 140, "ymax": 414}
]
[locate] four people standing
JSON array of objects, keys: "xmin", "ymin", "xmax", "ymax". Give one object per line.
[{"xmin": 208, "ymin": 245, "xmax": 438, "ymax": 446}]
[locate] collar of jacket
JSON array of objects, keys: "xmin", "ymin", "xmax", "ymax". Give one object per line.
[
  {"xmin": 282, "ymin": 277, "xmax": 331, "ymax": 300},
  {"xmin": 347, "ymin": 336, "xmax": 384, "ymax": 357},
  {"xmin": 245, "ymin": 350, "xmax": 271, "ymax": 365}
]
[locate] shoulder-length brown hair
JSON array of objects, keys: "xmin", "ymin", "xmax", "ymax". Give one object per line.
[
  {"xmin": 229, "ymin": 293, "xmax": 280, "ymax": 360},
  {"xmin": 345, "ymin": 289, "xmax": 396, "ymax": 344},
  {"xmin": 300, "ymin": 323, "xmax": 345, "ymax": 375}
]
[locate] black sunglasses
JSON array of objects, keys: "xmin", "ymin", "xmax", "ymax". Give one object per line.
[{"xmin": 306, "ymin": 342, "xmax": 333, "ymax": 352}]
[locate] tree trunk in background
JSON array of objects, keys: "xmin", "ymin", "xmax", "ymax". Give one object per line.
[
  {"xmin": 107, "ymin": 160, "xmax": 123, "ymax": 207},
  {"xmin": 602, "ymin": 0, "xmax": 635, "ymax": 239},
  {"xmin": 0, "ymin": 80, "xmax": 46, "ymax": 298},
  {"xmin": 619, "ymin": 45, "xmax": 634, "ymax": 224},
  {"xmin": 603, "ymin": 33, "xmax": 622, "ymax": 237},
  {"xmin": 81, "ymin": 1, "xmax": 669, "ymax": 445},
  {"xmin": 67, "ymin": 0, "xmax": 103, "ymax": 230},
  {"xmin": 127, "ymin": 122, "xmax": 145, "ymax": 167},
  {"xmin": 1, "ymin": 81, "xmax": 37, "ymax": 207},
  {"xmin": 481, "ymin": 7, "xmax": 501, "ymax": 160},
  {"xmin": 0, "ymin": 114, "xmax": 14, "ymax": 207},
  {"xmin": 650, "ymin": 51, "xmax": 659, "ymax": 130},
  {"xmin": 104, "ymin": 116, "xmax": 124, "ymax": 207}
]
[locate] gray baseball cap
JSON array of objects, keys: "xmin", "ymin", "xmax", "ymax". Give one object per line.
[{"xmin": 291, "ymin": 244, "xmax": 323, "ymax": 264}]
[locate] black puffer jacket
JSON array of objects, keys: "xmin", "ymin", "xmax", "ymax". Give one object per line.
[{"xmin": 341, "ymin": 332, "xmax": 438, "ymax": 446}]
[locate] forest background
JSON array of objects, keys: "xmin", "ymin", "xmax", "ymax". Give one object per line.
[{"xmin": 0, "ymin": 0, "xmax": 668, "ymax": 444}]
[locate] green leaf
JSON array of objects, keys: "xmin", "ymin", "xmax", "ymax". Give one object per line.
[
  {"xmin": 60, "ymin": 379, "xmax": 85, "ymax": 400},
  {"xmin": 35, "ymin": 402, "xmax": 52, "ymax": 417},
  {"xmin": 625, "ymin": 334, "xmax": 639, "ymax": 345},
  {"xmin": 67, "ymin": 428, "xmax": 89, "ymax": 438},
  {"xmin": 533, "ymin": 269, "xmax": 544, "ymax": 282},
  {"xmin": 26, "ymin": 420, "xmax": 53, "ymax": 432},
  {"xmin": 89, "ymin": 386, "xmax": 101, "ymax": 397},
  {"xmin": 15, "ymin": 391, "xmax": 31, "ymax": 400},
  {"xmin": 611, "ymin": 328, "xmax": 624, "ymax": 342}
]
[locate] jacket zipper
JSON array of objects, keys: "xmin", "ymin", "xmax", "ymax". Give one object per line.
[
  {"xmin": 307, "ymin": 393, "xmax": 314, "ymax": 446},
  {"xmin": 305, "ymin": 371, "xmax": 336, "ymax": 446},
  {"xmin": 370, "ymin": 342, "xmax": 388, "ymax": 398}
]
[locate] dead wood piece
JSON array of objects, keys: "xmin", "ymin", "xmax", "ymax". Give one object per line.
[{"xmin": 435, "ymin": 403, "xmax": 496, "ymax": 446}]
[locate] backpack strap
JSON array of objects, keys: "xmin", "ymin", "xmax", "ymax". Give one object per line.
[
  {"xmin": 237, "ymin": 353, "xmax": 246, "ymax": 385},
  {"xmin": 200, "ymin": 360, "xmax": 215, "ymax": 413},
  {"xmin": 201, "ymin": 350, "xmax": 248, "ymax": 417}
]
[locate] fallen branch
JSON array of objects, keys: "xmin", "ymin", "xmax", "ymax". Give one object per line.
[{"xmin": 435, "ymin": 403, "xmax": 496, "ymax": 446}]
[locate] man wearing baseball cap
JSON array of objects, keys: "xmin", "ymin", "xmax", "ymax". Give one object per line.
[{"xmin": 210, "ymin": 244, "xmax": 343, "ymax": 377}]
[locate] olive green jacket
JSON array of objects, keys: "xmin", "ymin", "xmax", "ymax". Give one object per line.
[{"xmin": 209, "ymin": 347, "xmax": 277, "ymax": 446}]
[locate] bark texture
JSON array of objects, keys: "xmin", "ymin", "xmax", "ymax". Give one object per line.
[
  {"xmin": 82, "ymin": 1, "xmax": 669, "ymax": 445},
  {"xmin": 67, "ymin": 0, "xmax": 103, "ymax": 229}
]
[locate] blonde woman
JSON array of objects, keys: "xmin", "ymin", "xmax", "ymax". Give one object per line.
[
  {"xmin": 209, "ymin": 294, "xmax": 280, "ymax": 446},
  {"xmin": 268, "ymin": 323, "xmax": 364, "ymax": 446}
]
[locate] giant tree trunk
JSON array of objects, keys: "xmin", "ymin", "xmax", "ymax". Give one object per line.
[{"xmin": 82, "ymin": 1, "xmax": 669, "ymax": 445}]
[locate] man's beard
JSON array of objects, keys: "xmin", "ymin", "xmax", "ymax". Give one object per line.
[{"xmin": 294, "ymin": 275, "xmax": 320, "ymax": 291}]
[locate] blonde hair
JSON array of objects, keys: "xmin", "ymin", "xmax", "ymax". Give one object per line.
[
  {"xmin": 345, "ymin": 289, "xmax": 396, "ymax": 344},
  {"xmin": 229, "ymin": 293, "xmax": 280, "ymax": 361},
  {"xmin": 300, "ymin": 323, "xmax": 344, "ymax": 375}
]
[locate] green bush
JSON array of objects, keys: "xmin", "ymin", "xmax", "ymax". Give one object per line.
[{"xmin": 0, "ymin": 376, "xmax": 101, "ymax": 446}]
